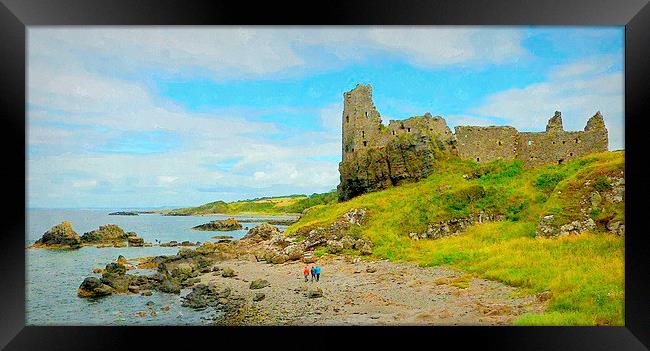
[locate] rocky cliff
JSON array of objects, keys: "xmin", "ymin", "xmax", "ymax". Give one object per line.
[{"xmin": 337, "ymin": 132, "xmax": 446, "ymax": 201}]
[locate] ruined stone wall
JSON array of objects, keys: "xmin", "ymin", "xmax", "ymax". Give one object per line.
[
  {"xmin": 454, "ymin": 126, "xmax": 518, "ymax": 163},
  {"xmin": 515, "ymin": 112, "xmax": 608, "ymax": 167},
  {"xmin": 338, "ymin": 84, "xmax": 609, "ymax": 200}
]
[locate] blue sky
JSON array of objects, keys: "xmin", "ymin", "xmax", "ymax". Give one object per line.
[{"xmin": 27, "ymin": 27, "xmax": 624, "ymax": 209}]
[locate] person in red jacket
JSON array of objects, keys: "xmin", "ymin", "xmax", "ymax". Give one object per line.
[{"xmin": 303, "ymin": 266, "xmax": 309, "ymax": 282}]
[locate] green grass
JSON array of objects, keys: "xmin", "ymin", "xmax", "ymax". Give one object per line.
[
  {"xmin": 165, "ymin": 191, "xmax": 337, "ymax": 215},
  {"xmin": 287, "ymin": 151, "xmax": 625, "ymax": 325}
]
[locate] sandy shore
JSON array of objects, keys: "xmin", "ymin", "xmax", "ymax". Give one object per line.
[{"xmin": 195, "ymin": 255, "xmax": 547, "ymax": 325}]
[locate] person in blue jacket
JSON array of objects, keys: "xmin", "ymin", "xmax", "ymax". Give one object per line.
[{"xmin": 315, "ymin": 265, "xmax": 321, "ymax": 282}]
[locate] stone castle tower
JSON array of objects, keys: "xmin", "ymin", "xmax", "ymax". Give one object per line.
[{"xmin": 338, "ymin": 83, "xmax": 609, "ymax": 200}]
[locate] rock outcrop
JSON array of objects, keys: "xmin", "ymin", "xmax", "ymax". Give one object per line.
[
  {"xmin": 192, "ymin": 217, "xmax": 243, "ymax": 231},
  {"xmin": 32, "ymin": 221, "xmax": 81, "ymax": 249},
  {"xmin": 408, "ymin": 212, "xmax": 505, "ymax": 240},
  {"xmin": 241, "ymin": 223, "xmax": 282, "ymax": 242},
  {"xmin": 537, "ymin": 171, "xmax": 624, "ymax": 237},
  {"xmin": 338, "ymin": 134, "xmax": 444, "ymax": 201},
  {"xmin": 80, "ymin": 224, "xmax": 145, "ymax": 246}
]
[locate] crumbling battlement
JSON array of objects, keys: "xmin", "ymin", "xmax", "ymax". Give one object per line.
[{"xmin": 338, "ymin": 83, "xmax": 609, "ymax": 200}]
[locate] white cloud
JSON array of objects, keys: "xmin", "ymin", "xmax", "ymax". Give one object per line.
[
  {"xmin": 26, "ymin": 55, "xmax": 344, "ymax": 207},
  {"xmin": 368, "ymin": 27, "xmax": 527, "ymax": 67},
  {"xmin": 548, "ymin": 54, "xmax": 618, "ymax": 80},
  {"xmin": 468, "ymin": 59, "xmax": 624, "ymax": 150},
  {"xmin": 29, "ymin": 27, "xmax": 527, "ymax": 80},
  {"xmin": 156, "ymin": 176, "xmax": 178, "ymax": 185}
]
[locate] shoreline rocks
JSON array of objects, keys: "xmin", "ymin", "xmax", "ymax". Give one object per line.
[
  {"xmin": 80, "ymin": 224, "xmax": 148, "ymax": 247},
  {"xmin": 31, "ymin": 221, "xmax": 81, "ymax": 249},
  {"xmin": 192, "ymin": 218, "xmax": 243, "ymax": 231}
]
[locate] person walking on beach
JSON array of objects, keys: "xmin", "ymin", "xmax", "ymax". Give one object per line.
[
  {"xmin": 315, "ymin": 265, "xmax": 321, "ymax": 282},
  {"xmin": 310, "ymin": 266, "xmax": 315, "ymax": 282},
  {"xmin": 303, "ymin": 266, "xmax": 309, "ymax": 282}
]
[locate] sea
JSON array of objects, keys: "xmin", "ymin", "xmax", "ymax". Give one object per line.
[{"xmin": 26, "ymin": 209, "xmax": 291, "ymax": 325}]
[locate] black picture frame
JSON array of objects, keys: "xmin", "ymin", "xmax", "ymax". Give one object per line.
[{"xmin": 1, "ymin": 0, "xmax": 648, "ymax": 350}]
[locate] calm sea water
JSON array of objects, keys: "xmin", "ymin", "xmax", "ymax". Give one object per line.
[{"xmin": 26, "ymin": 209, "xmax": 290, "ymax": 325}]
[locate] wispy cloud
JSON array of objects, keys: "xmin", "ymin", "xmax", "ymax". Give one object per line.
[{"xmin": 467, "ymin": 57, "xmax": 623, "ymax": 149}]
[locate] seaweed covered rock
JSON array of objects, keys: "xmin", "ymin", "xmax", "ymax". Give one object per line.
[
  {"xmin": 77, "ymin": 277, "xmax": 114, "ymax": 298},
  {"xmin": 192, "ymin": 217, "xmax": 243, "ymax": 231},
  {"xmin": 32, "ymin": 221, "xmax": 81, "ymax": 249},
  {"xmin": 81, "ymin": 224, "xmax": 128, "ymax": 243}
]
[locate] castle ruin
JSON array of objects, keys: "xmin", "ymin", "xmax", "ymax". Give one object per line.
[{"xmin": 337, "ymin": 84, "xmax": 608, "ymax": 200}]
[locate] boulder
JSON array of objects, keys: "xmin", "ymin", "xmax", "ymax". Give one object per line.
[
  {"xmin": 326, "ymin": 240, "xmax": 344, "ymax": 254},
  {"xmin": 104, "ymin": 262, "xmax": 127, "ymax": 276},
  {"xmin": 242, "ymin": 223, "xmax": 281, "ymax": 242},
  {"xmin": 305, "ymin": 287, "xmax": 323, "ymax": 298},
  {"xmin": 269, "ymin": 254, "xmax": 288, "ymax": 265},
  {"xmin": 77, "ymin": 277, "xmax": 114, "ymax": 298},
  {"xmin": 101, "ymin": 275, "xmax": 130, "ymax": 293},
  {"xmin": 249, "ymin": 279, "xmax": 270, "ymax": 290},
  {"xmin": 33, "ymin": 221, "xmax": 81, "ymax": 249},
  {"xmin": 128, "ymin": 237, "xmax": 145, "ymax": 247},
  {"xmin": 284, "ymin": 245, "xmax": 304, "ymax": 261},
  {"xmin": 253, "ymin": 292, "xmax": 266, "ymax": 302},
  {"xmin": 340, "ymin": 236, "xmax": 356, "ymax": 250},
  {"xmin": 158, "ymin": 279, "xmax": 181, "ymax": 294},
  {"xmin": 221, "ymin": 267, "xmax": 236, "ymax": 278},
  {"xmin": 182, "ymin": 284, "xmax": 231, "ymax": 310},
  {"xmin": 117, "ymin": 255, "xmax": 127, "ymax": 265}
]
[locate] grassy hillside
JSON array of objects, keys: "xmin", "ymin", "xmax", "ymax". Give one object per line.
[
  {"xmin": 287, "ymin": 151, "xmax": 625, "ymax": 325},
  {"xmin": 166, "ymin": 191, "xmax": 337, "ymax": 216}
]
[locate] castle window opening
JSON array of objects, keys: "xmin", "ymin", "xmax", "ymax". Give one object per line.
[
  {"xmin": 569, "ymin": 152, "xmax": 574, "ymax": 157},
  {"xmin": 346, "ymin": 116, "xmax": 349, "ymax": 123},
  {"xmin": 552, "ymin": 141, "xmax": 556, "ymax": 144},
  {"xmin": 365, "ymin": 111, "xmax": 368, "ymax": 117},
  {"xmin": 562, "ymin": 140, "xmax": 566, "ymax": 144},
  {"xmin": 558, "ymin": 159, "xmax": 564, "ymax": 165},
  {"xmin": 362, "ymin": 131, "xmax": 365, "ymax": 138},
  {"xmin": 498, "ymin": 140, "xmax": 502, "ymax": 146},
  {"xmin": 476, "ymin": 158, "xmax": 480, "ymax": 162},
  {"xmin": 363, "ymin": 141, "xmax": 367, "ymax": 147},
  {"xmin": 575, "ymin": 138, "xmax": 580, "ymax": 143},
  {"xmin": 407, "ymin": 128, "xmax": 411, "ymax": 133},
  {"xmin": 392, "ymin": 130, "xmax": 395, "ymax": 135}
]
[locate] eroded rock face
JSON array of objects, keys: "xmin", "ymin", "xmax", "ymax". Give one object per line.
[
  {"xmin": 192, "ymin": 217, "xmax": 243, "ymax": 231},
  {"xmin": 32, "ymin": 221, "xmax": 81, "ymax": 249},
  {"xmin": 337, "ymin": 135, "xmax": 442, "ymax": 201}
]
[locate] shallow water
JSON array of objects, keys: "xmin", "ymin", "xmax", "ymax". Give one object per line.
[{"xmin": 26, "ymin": 209, "xmax": 291, "ymax": 325}]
